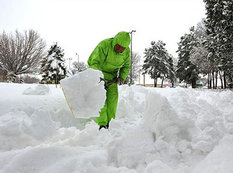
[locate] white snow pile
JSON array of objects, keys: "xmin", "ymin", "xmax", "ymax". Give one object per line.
[
  {"xmin": 60, "ymin": 68, "xmax": 106, "ymax": 118},
  {"xmin": 0, "ymin": 78, "xmax": 233, "ymax": 173},
  {"xmin": 22, "ymin": 84, "xmax": 50, "ymax": 95}
]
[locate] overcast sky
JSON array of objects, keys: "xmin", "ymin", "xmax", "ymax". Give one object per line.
[{"xmin": 0, "ymin": 0, "xmax": 206, "ymax": 65}]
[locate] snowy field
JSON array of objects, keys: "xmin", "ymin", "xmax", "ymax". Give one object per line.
[{"xmin": 0, "ymin": 82, "xmax": 233, "ymax": 173}]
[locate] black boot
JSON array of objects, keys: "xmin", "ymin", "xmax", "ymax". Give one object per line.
[
  {"xmin": 99, "ymin": 125, "xmax": 107, "ymax": 130},
  {"xmin": 106, "ymin": 122, "xmax": 109, "ymax": 129}
]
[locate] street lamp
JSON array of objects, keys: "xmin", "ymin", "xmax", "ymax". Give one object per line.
[{"xmin": 129, "ymin": 30, "xmax": 136, "ymax": 86}]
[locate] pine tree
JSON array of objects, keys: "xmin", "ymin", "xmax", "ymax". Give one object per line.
[
  {"xmin": 190, "ymin": 20, "xmax": 213, "ymax": 88},
  {"xmin": 176, "ymin": 27, "xmax": 199, "ymax": 88},
  {"xmin": 41, "ymin": 43, "xmax": 67, "ymax": 84},
  {"xmin": 219, "ymin": 0, "xmax": 233, "ymax": 86},
  {"xmin": 190, "ymin": 20, "xmax": 210, "ymax": 74},
  {"xmin": 143, "ymin": 40, "xmax": 173, "ymax": 87},
  {"xmin": 167, "ymin": 54, "xmax": 175, "ymax": 87},
  {"xmin": 203, "ymin": 0, "xmax": 233, "ymax": 88}
]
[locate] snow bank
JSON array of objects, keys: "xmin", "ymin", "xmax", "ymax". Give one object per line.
[
  {"xmin": 0, "ymin": 111, "xmax": 38, "ymax": 151},
  {"xmin": 191, "ymin": 135, "xmax": 233, "ymax": 173},
  {"xmin": 0, "ymin": 109, "xmax": 59, "ymax": 151},
  {"xmin": 145, "ymin": 160, "xmax": 173, "ymax": 173},
  {"xmin": 0, "ymin": 82, "xmax": 233, "ymax": 173},
  {"xmin": 106, "ymin": 87, "xmax": 233, "ymax": 172},
  {"xmin": 117, "ymin": 86, "xmax": 147, "ymax": 120},
  {"xmin": 22, "ymin": 85, "xmax": 50, "ymax": 95},
  {"xmin": 60, "ymin": 68, "xmax": 106, "ymax": 118}
]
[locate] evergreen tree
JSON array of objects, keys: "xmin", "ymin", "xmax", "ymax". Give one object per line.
[
  {"xmin": 143, "ymin": 40, "xmax": 173, "ymax": 87},
  {"xmin": 167, "ymin": 54, "xmax": 175, "ymax": 87},
  {"xmin": 190, "ymin": 20, "xmax": 210, "ymax": 74},
  {"xmin": 219, "ymin": 0, "xmax": 233, "ymax": 86},
  {"xmin": 190, "ymin": 20, "xmax": 213, "ymax": 88},
  {"xmin": 176, "ymin": 27, "xmax": 199, "ymax": 88},
  {"xmin": 203, "ymin": 0, "xmax": 233, "ymax": 88},
  {"xmin": 41, "ymin": 43, "xmax": 67, "ymax": 84}
]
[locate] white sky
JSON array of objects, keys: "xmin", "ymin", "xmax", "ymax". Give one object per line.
[{"xmin": 0, "ymin": 0, "xmax": 206, "ymax": 67}]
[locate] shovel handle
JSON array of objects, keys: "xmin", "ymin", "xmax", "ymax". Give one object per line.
[{"xmin": 99, "ymin": 77, "xmax": 118, "ymax": 90}]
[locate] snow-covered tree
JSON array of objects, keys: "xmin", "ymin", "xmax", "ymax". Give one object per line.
[
  {"xmin": 190, "ymin": 20, "xmax": 210, "ymax": 73},
  {"xmin": 189, "ymin": 20, "xmax": 213, "ymax": 88},
  {"xmin": 143, "ymin": 40, "xmax": 173, "ymax": 87},
  {"xmin": 69, "ymin": 61, "xmax": 88, "ymax": 75},
  {"xmin": 41, "ymin": 43, "xmax": 67, "ymax": 84},
  {"xmin": 218, "ymin": 0, "xmax": 233, "ymax": 87},
  {"xmin": 176, "ymin": 27, "xmax": 199, "ymax": 88},
  {"xmin": 167, "ymin": 54, "xmax": 176, "ymax": 87},
  {"xmin": 125, "ymin": 52, "xmax": 141, "ymax": 84},
  {"xmin": 0, "ymin": 30, "xmax": 46, "ymax": 82},
  {"xmin": 203, "ymin": 0, "xmax": 233, "ymax": 88}
]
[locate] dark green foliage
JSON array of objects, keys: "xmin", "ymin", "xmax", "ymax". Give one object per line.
[
  {"xmin": 143, "ymin": 40, "xmax": 175, "ymax": 87},
  {"xmin": 41, "ymin": 43, "xmax": 67, "ymax": 84},
  {"xmin": 204, "ymin": 0, "xmax": 233, "ymax": 86},
  {"xmin": 167, "ymin": 54, "xmax": 176, "ymax": 87},
  {"xmin": 176, "ymin": 27, "xmax": 199, "ymax": 88}
]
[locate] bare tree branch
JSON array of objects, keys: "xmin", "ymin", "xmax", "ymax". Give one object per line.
[{"xmin": 0, "ymin": 30, "xmax": 46, "ymax": 81}]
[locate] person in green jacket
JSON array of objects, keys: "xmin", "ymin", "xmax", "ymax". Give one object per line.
[{"xmin": 88, "ymin": 31, "xmax": 131, "ymax": 130}]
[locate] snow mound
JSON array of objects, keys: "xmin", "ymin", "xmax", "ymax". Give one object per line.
[
  {"xmin": 107, "ymin": 87, "xmax": 233, "ymax": 172},
  {"xmin": 191, "ymin": 135, "xmax": 233, "ymax": 173},
  {"xmin": 21, "ymin": 109, "xmax": 59, "ymax": 140},
  {"xmin": 1, "ymin": 83, "xmax": 233, "ymax": 173},
  {"xmin": 144, "ymin": 91, "xmax": 186, "ymax": 142},
  {"xmin": 0, "ymin": 111, "xmax": 38, "ymax": 151},
  {"xmin": 117, "ymin": 85, "xmax": 147, "ymax": 120},
  {"xmin": 60, "ymin": 68, "xmax": 106, "ymax": 118},
  {"xmin": 0, "ymin": 109, "xmax": 59, "ymax": 151},
  {"xmin": 145, "ymin": 160, "xmax": 173, "ymax": 173},
  {"xmin": 22, "ymin": 84, "xmax": 50, "ymax": 95}
]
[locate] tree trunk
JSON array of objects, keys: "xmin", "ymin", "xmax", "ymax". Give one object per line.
[
  {"xmin": 209, "ymin": 73, "xmax": 212, "ymax": 89},
  {"xmin": 161, "ymin": 77, "xmax": 164, "ymax": 88},
  {"xmin": 224, "ymin": 71, "xmax": 227, "ymax": 88},
  {"xmin": 215, "ymin": 71, "xmax": 218, "ymax": 89},
  {"xmin": 192, "ymin": 78, "xmax": 197, "ymax": 88},
  {"xmin": 154, "ymin": 78, "xmax": 157, "ymax": 87},
  {"xmin": 207, "ymin": 73, "xmax": 210, "ymax": 89},
  {"xmin": 208, "ymin": 73, "xmax": 210, "ymax": 89},
  {"xmin": 143, "ymin": 74, "xmax": 145, "ymax": 87},
  {"xmin": 219, "ymin": 71, "xmax": 223, "ymax": 89},
  {"xmin": 212, "ymin": 71, "xmax": 215, "ymax": 89}
]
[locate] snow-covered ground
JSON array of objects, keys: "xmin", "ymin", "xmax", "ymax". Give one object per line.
[{"xmin": 0, "ymin": 82, "xmax": 233, "ymax": 173}]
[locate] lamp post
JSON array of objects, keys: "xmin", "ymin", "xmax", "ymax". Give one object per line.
[{"xmin": 129, "ymin": 30, "xmax": 136, "ymax": 86}]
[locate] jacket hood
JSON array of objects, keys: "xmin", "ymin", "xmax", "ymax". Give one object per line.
[{"xmin": 112, "ymin": 31, "xmax": 131, "ymax": 48}]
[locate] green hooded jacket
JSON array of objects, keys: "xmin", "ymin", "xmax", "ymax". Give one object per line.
[{"xmin": 88, "ymin": 31, "xmax": 131, "ymax": 81}]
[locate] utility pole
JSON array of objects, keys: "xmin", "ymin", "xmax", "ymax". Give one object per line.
[
  {"xmin": 129, "ymin": 30, "xmax": 136, "ymax": 86},
  {"xmin": 75, "ymin": 53, "xmax": 80, "ymax": 71}
]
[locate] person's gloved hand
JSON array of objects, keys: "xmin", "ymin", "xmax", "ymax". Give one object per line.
[{"xmin": 117, "ymin": 77, "xmax": 124, "ymax": 85}]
